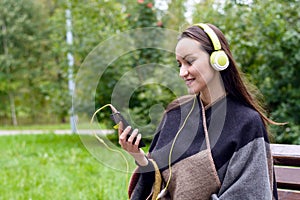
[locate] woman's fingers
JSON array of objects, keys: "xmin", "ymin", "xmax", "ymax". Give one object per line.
[
  {"xmin": 134, "ymin": 134, "xmax": 142, "ymax": 147},
  {"xmin": 128, "ymin": 129, "xmax": 140, "ymax": 151},
  {"xmin": 127, "ymin": 128, "xmax": 138, "ymax": 143},
  {"xmin": 119, "ymin": 125, "xmax": 131, "ymax": 143},
  {"xmin": 119, "ymin": 126, "xmax": 141, "ymax": 153},
  {"xmin": 118, "ymin": 121, "xmax": 123, "ymax": 136}
]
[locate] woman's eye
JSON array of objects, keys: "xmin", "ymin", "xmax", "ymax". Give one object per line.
[
  {"xmin": 176, "ymin": 59, "xmax": 194, "ymax": 68},
  {"xmin": 187, "ymin": 60, "xmax": 194, "ymax": 66}
]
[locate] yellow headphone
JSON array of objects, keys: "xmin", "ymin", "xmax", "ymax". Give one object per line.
[{"xmin": 194, "ymin": 23, "xmax": 229, "ymax": 71}]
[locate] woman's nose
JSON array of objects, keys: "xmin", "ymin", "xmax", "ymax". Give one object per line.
[{"xmin": 179, "ymin": 65, "xmax": 188, "ymax": 78}]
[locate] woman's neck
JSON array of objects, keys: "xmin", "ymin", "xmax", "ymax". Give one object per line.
[{"xmin": 199, "ymin": 74, "xmax": 226, "ymax": 107}]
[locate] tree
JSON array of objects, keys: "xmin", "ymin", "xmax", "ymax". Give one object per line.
[
  {"xmin": 36, "ymin": 0, "xmax": 129, "ymax": 124},
  {"xmin": 0, "ymin": 0, "xmax": 49, "ymax": 125},
  {"xmin": 160, "ymin": 0, "xmax": 187, "ymax": 30}
]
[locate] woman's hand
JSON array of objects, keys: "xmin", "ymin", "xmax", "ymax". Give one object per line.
[
  {"xmin": 118, "ymin": 122, "xmax": 148, "ymax": 166},
  {"xmin": 118, "ymin": 122, "xmax": 142, "ymax": 153}
]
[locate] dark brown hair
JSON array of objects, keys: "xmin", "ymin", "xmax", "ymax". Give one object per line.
[{"xmin": 176, "ymin": 23, "xmax": 281, "ymax": 128}]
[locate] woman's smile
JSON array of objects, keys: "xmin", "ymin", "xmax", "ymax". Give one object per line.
[{"xmin": 184, "ymin": 78, "xmax": 195, "ymax": 86}]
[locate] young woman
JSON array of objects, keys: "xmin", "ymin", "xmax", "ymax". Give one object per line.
[{"xmin": 119, "ymin": 23, "xmax": 278, "ymax": 200}]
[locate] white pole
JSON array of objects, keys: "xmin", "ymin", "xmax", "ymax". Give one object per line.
[{"xmin": 65, "ymin": 5, "xmax": 76, "ymax": 133}]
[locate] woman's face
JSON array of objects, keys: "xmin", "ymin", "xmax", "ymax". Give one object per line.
[{"xmin": 175, "ymin": 38, "xmax": 217, "ymax": 94}]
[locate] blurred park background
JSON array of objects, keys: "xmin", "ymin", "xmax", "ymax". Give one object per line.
[{"xmin": 0, "ymin": 0, "xmax": 299, "ymax": 199}]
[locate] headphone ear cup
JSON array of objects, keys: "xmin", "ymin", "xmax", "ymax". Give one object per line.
[{"xmin": 210, "ymin": 50, "xmax": 229, "ymax": 71}]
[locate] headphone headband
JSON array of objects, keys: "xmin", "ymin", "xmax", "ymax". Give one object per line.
[
  {"xmin": 194, "ymin": 23, "xmax": 222, "ymax": 51},
  {"xmin": 193, "ymin": 23, "xmax": 229, "ymax": 71}
]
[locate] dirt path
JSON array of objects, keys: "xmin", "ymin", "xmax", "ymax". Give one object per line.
[{"xmin": 0, "ymin": 129, "xmax": 113, "ymax": 136}]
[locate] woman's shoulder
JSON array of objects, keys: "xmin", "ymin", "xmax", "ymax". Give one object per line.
[
  {"xmin": 227, "ymin": 95, "xmax": 263, "ymax": 124},
  {"xmin": 224, "ymin": 95, "xmax": 269, "ymax": 142},
  {"xmin": 209, "ymin": 95, "xmax": 270, "ymax": 158}
]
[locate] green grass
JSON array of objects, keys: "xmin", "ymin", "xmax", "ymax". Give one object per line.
[
  {"xmin": 0, "ymin": 133, "xmax": 136, "ymax": 200},
  {"xmin": 0, "ymin": 122, "xmax": 108, "ymax": 131}
]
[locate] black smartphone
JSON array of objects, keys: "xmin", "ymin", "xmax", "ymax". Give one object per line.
[{"xmin": 110, "ymin": 112, "xmax": 146, "ymax": 148}]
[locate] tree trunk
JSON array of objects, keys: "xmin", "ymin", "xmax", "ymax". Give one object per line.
[
  {"xmin": 8, "ymin": 92, "xmax": 18, "ymax": 126},
  {"xmin": 2, "ymin": 23, "xmax": 18, "ymax": 126}
]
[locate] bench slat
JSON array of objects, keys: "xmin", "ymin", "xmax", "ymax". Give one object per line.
[
  {"xmin": 271, "ymin": 144, "xmax": 300, "ymax": 199},
  {"xmin": 271, "ymin": 144, "xmax": 300, "ymax": 166},
  {"xmin": 275, "ymin": 166, "xmax": 300, "ymax": 190},
  {"xmin": 273, "ymin": 156, "xmax": 300, "ymax": 166},
  {"xmin": 278, "ymin": 189, "xmax": 300, "ymax": 200}
]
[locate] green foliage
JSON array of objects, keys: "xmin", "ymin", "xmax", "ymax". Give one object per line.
[
  {"xmin": 127, "ymin": 0, "xmax": 157, "ymax": 28},
  {"xmin": 0, "ymin": 134, "xmax": 131, "ymax": 199},
  {"xmin": 192, "ymin": 0, "xmax": 300, "ymax": 144},
  {"xmin": 71, "ymin": 0, "xmax": 129, "ymax": 62},
  {"xmin": 94, "ymin": 0, "xmax": 181, "ymax": 136},
  {"xmin": 0, "ymin": 0, "xmax": 51, "ymax": 125},
  {"xmin": 160, "ymin": 0, "xmax": 187, "ymax": 30}
]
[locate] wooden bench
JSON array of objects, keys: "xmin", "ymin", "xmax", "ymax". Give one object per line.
[{"xmin": 271, "ymin": 144, "xmax": 300, "ymax": 200}]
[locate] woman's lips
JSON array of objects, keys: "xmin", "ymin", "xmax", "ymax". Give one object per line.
[{"xmin": 185, "ymin": 78, "xmax": 195, "ymax": 86}]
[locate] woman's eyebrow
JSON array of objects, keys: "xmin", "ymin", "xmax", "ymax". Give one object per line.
[
  {"xmin": 183, "ymin": 53, "xmax": 192, "ymax": 60},
  {"xmin": 176, "ymin": 53, "xmax": 194, "ymax": 62}
]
